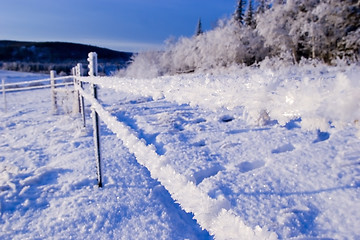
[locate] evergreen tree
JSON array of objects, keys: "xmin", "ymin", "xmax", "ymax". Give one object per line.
[
  {"xmin": 234, "ymin": 0, "xmax": 246, "ymax": 24},
  {"xmin": 245, "ymin": 0, "xmax": 255, "ymax": 28},
  {"xmin": 195, "ymin": 18, "xmax": 203, "ymax": 36},
  {"xmin": 256, "ymin": 0, "xmax": 266, "ymax": 14}
]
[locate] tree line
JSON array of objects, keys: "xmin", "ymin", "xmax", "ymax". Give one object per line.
[
  {"xmin": 231, "ymin": 0, "xmax": 359, "ymax": 64},
  {"xmin": 123, "ymin": 0, "xmax": 359, "ymax": 77}
]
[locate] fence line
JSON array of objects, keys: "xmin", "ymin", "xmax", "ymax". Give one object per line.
[
  {"xmin": 1, "ymin": 73, "xmax": 74, "ymax": 112},
  {"xmin": 2, "ymin": 76, "xmax": 73, "ymax": 87},
  {"xmin": 2, "ymin": 78, "xmax": 7, "ymax": 112},
  {"xmin": 1, "ymin": 76, "xmax": 73, "ymax": 93},
  {"xmin": 3, "ymin": 82, "xmax": 74, "ymax": 93},
  {"xmin": 1, "ymin": 52, "xmax": 275, "ymax": 239},
  {"xmin": 88, "ymin": 52, "xmax": 103, "ymax": 188},
  {"xmin": 73, "ymin": 52, "xmax": 274, "ymax": 240},
  {"xmin": 75, "ymin": 63, "xmax": 86, "ymax": 127}
]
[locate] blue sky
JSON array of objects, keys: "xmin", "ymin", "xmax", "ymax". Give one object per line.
[{"xmin": 0, "ymin": 0, "xmax": 237, "ymax": 52}]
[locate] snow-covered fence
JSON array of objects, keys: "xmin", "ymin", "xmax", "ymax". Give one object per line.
[
  {"xmin": 71, "ymin": 51, "xmax": 358, "ymax": 240},
  {"xmin": 88, "ymin": 52, "xmax": 103, "ymax": 188},
  {"xmin": 2, "ymin": 78, "xmax": 7, "ymax": 112},
  {"xmin": 74, "ymin": 63, "xmax": 86, "ymax": 127},
  {"xmin": 71, "ymin": 52, "xmax": 103, "ymax": 187},
  {"xmin": 73, "ymin": 52, "xmax": 278, "ymax": 240},
  {"xmin": 1, "ymin": 72, "xmax": 74, "ymax": 112}
]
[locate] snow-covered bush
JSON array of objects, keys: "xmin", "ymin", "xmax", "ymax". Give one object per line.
[
  {"xmin": 120, "ymin": 20, "xmax": 268, "ymax": 78},
  {"xmin": 117, "ymin": 51, "xmax": 162, "ymax": 78}
]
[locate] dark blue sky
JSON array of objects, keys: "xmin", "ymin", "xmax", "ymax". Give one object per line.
[{"xmin": 0, "ymin": 0, "xmax": 237, "ymax": 52}]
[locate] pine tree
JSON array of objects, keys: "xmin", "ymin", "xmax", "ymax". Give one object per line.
[
  {"xmin": 245, "ymin": 0, "xmax": 255, "ymax": 28},
  {"xmin": 234, "ymin": 0, "xmax": 246, "ymax": 24},
  {"xmin": 257, "ymin": 0, "xmax": 266, "ymax": 14},
  {"xmin": 195, "ymin": 18, "xmax": 203, "ymax": 36}
]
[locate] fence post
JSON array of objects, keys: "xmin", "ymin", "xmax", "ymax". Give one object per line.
[
  {"xmin": 88, "ymin": 52, "xmax": 102, "ymax": 187},
  {"xmin": 72, "ymin": 67, "xmax": 80, "ymax": 114},
  {"xmin": 2, "ymin": 78, "xmax": 7, "ymax": 112},
  {"xmin": 76, "ymin": 63, "xmax": 86, "ymax": 127},
  {"xmin": 50, "ymin": 70, "xmax": 57, "ymax": 113}
]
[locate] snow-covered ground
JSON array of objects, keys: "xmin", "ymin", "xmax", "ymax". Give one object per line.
[
  {"xmin": 0, "ymin": 70, "xmax": 210, "ymax": 239},
  {"xmin": 0, "ymin": 70, "xmax": 48, "ymax": 84},
  {"xmin": 1, "ymin": 65, "xmax": 359, "ymax": 239}
]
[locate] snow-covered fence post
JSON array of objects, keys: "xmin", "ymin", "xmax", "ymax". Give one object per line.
[
  {"xmin": 88, "ymin": 52, "xmax": 103, "ymax": 187},
  {"xmin": 76, "ymin": 63, "xmax": 86, "ymax": 127},
  {"xmin": 2, "ymin": 78, "xmax": 7, "ymax": 112},
  {"xmin": 50, "ymin": 70, "xmax": 57, "ymax": 113},
  {"xmin": 72, "ymin": 67, "xmax": 80, "ymax": 114}
]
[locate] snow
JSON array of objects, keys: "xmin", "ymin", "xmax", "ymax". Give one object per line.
[
  {"xmin": 0, "ymin": 70, "xmax": 48, "ymax": 84},
  {"xmin": 85, "ymin": 62, "xmax": 360, "ymax": 132},
  {"xmin": 1, "ymin": 65, "xmax": 360, "ymax": 239},
  {"xmin": 0, "ymin": 71, "xmax": 210, "ymax": 239}
]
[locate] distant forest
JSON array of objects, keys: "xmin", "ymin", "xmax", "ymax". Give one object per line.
[{"xmin": 0, "ymin": 41, "xmax": 132, "ymax": 75}]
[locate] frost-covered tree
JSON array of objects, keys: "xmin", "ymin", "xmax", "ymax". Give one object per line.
[
  {"xmin": 256, "ymin": 0, "xmax": 360, "ymax": 63},
  {"xmin": 340, "ymin": 28, "xmax": 360, "ymax": 61},
  {"xmin": 234, "ymin": 0, "xmax": 246, "ymax": 24},
  {"xmin": 120, "ymin": 0, "xmax": 359, "ymax": 78},
  {"xmin": 319, "ymin": 0, "xmax": 360, "ymax": 62},
  {"xmin": 295, "ymin": 0, "xmax": 360, "ymax": 62},
  {"xmin": 195, "ymin": 18, "xmax": 203, "ymax": 36},
  {"xmin": 256, "ymin": 1, "xmax": 300, "ymax": 62}
]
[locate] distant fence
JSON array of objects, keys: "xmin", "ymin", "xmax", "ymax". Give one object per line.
[{"xmin": 1, "ymin": 72, "xmax": 74, "ymax": 112}]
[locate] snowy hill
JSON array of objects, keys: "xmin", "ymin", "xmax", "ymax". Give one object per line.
[
  {"xmin": 0, "ymin": 41, "xmax": 132, "ymax": 75},
  {"xmin": 0, "ymin": 41, "xmax": 132, "ymax": 62},
  {"xmin": 0, "ymin": 65, "xmax": 359, "ymax": 239}
]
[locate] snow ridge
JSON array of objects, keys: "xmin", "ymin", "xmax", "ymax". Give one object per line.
[{"xmin": 75, "ymin": 85, "xmax": 278, "ymax": 239}]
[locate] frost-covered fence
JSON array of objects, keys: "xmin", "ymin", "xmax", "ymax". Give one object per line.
[
  {"xmin": 2, "ymin": 78, "xmax": 7, "ymax": 112},
  {"xmin": 73, "ymin": 52, "xmax": 278, "ymax": 240},
  {"xmin": 73, "ymin": 63, "xmax": 86, "ymax": 127},
  {"xmin": 88, "ymin": 52, "xmax": 103, "ymax": 188},
  {"xmin": 72, "ymin": 50, "xmax": 359, "ymax": 240},
  {"xmin": 1, "ymin": 72, "xmax": 74, "ymax": 112},
  {"xmin": 72, "ymin": 52, "xmax": 103, "ymax": 187},
  {"xmin": 1, "ymin": 75, "xmax": 73, "ymax": 92}
]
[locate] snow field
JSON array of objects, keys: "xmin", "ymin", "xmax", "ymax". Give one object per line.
[{"xmin": 1, "ymin": 65, "xmax": 360, "ymax": 239}]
